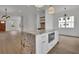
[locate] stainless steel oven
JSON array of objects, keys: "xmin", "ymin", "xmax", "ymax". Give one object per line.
[{"xmin": 48, "ymin": 32, "xmax": 55, "ymax": 43}]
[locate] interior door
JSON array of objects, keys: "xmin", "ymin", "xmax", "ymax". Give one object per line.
[{"xmin": 0, "ymin": 21, "xmax": 6, "ymax": 32}]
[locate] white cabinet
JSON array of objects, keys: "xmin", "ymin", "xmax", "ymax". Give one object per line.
[
  {"xmin": 47, "ymin": 31, "xmax": 59, "ymax": 52},
  {"xmin": 36, "ymin": 34, "xmax": 48, "ymax": 54},
  {"xmin": 40, "ymin": 34, "xmax": 48, "ymax": 53},
  {"xmin": 36, "ymin": 30, "xmax": 59, "ymax": 54}
]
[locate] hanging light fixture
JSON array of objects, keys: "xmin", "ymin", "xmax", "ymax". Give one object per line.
[
  {"xmin": 1, "ymin": 8, "xmax": 10, "ymax": 20},
  {"xmin": 63, "ymin": 8, "xmax": 70, "ymax": 20},
  {"xmin": 48, "ymin": 5, "xmax": 55, "ymax": 14}
]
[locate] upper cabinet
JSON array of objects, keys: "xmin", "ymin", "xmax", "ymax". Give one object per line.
[{"xmin": 45, "ymin": 7, "xmax": 53, "ymax": 31}]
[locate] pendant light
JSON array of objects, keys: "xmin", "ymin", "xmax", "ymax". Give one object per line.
[
  {"xmin": 63, "ymin": 8, "xmax": 70, "ymax": 20},
  {"xmin": 48, "ymin": 5, "xmax": 55, "ymax": 14},
  {"xmin": 1, "ymin": 8, "xmax": 10, "ymax": 20}
]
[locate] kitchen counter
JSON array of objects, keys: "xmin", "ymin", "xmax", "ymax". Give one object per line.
[
  {"xmin": 37, "ymin": 29, "xmax": 57, "ymax": 34},
  {"xmin": 27, "ymin": 29, "xmax": 58, "ymax": 35},
  {"xmin": 22, "ymin": 29, "xmax": 58, "ymax": 53}
]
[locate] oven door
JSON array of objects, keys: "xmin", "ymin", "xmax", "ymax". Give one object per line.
[{"xmin": 48, "ymin": 32, "xmax": 55, "ymax": 43}]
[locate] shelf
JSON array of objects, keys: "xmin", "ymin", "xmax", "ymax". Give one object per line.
[
  {"xmin": 40, "ymin": 16, "xmax": 45, "ymax": 18},
  {"xmin": 40, "ymin": 16, "xmax": 45, "ymax": 30},
  {"xmin": 40, "ymin": 22, "xmax": 45, "ymax": 24}
]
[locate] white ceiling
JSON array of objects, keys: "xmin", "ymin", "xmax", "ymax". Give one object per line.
[
  {"xmin": 53, "ymin": 5, "xmax": 79, "ymax": 13},
  {"xmin": 0, "ymin": 5, "xmax": 36, "ymax": 16},
  {"xmin": 0, "ymin": 5, "xmax": 78, "ymax": 15}
]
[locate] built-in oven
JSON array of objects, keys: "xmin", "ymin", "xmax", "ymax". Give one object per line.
[{"xmin": 48, "ymin": 32, "xmax": 55, "ymax": 43}]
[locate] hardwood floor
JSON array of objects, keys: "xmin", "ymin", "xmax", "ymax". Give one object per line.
[
  {"xmin": 0, "ymin": 31, "xmax": 35, "ymax": 54},
  {"xmin": 0, "ymin": 31, "xmax": 22, "ymax": 53},
  {"xmin": 48, "ymin": 35, "xmax": 79, "ymax": 54},
  {"xmin": 0, "ymin": 31, "xmax": 79, "ymax": 54}
]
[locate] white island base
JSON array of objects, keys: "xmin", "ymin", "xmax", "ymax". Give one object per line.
[
  {"xmin": 35, "ymin": 30, "xmax": 59, "ymax": 54},
  {"xmin": 23, "ymin": 30, "xmax": 59, "ymax": 54}
]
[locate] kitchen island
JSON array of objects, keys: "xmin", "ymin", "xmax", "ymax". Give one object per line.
[{"xmin": 25, "ymin": 30, "xmax": 59, "ymax": 54}]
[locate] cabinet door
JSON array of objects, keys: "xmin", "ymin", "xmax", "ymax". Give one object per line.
[
  {"xmin": 41, "ymin": 34, "xmax": 48, "ymax": 54},
  {"xmin": 36, "ymin": 35, "xmax": 42, "ymax": 54},
  {"xmin": 41, "ymin": 40, "xmax": 47, "ymax": 53}
]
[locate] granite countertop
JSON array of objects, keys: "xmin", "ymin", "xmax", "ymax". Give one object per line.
[{"xmin": 28, "ymin": 29, "xmax": 57, "ymax": 35}]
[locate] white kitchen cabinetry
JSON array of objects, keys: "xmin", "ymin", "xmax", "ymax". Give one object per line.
[
  {"xmin": 36, "ymin": 30, "xmax": 59, "ymax": 54},
  {"xmin": 36, "ymin": 34, "xmax": 48, "ymax": 54},
  {"xmin": 47, "ymin": 31, "xmax": 59, "ymax": 52}
]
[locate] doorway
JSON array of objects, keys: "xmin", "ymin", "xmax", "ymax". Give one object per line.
[{"xmin": 0, "ymin": 20, "xmax": 6, "ymax": 32}]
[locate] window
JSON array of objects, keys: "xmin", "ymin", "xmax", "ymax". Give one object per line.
[
  {"xmin": 59, "ymin": 17, "xmax": 65, "ymax": 28},
  {"xmin": 58, "ymin": 16, "xmax": 74, "ymax": 28}
]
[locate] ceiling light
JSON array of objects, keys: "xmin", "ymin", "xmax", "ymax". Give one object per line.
[
  {"xmin": 35, "ymin": 5, "xmax": 44, "ymax": 8},
  {"xmin": 48, "ymin": 5, "xmax": 55, "ymax": 14}
]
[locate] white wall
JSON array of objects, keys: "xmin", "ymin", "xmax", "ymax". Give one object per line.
[
  {"xmin": 6, "ymin": 16, "xmax": 21, "ymax": 31},
  {"xmin": 45, "ymin": 7, "xmax": 54, "ymax": 31},
  {"xmin": 36, "ymin": 10, "xmax": 45, "ymax": 30},
  {"xmin": 53, "ymin": 7, "xmax": 79, "ymax": 37},
  {"xmin": 36, "ymin": 7, "xmax": 54, "ymax": 31},
  {"xmin": 36, "ymin": 11, "xmax": 40, "ymax": 30},
  {"xmin": 39, "ymin": 10, "xmax": 45, "ymax": 17},
  {"xmin": 22, "ymin": 6, "xmax": 37, "ymax": 34},
  {"xmin": 0, "ymin": 6, "xmax": 55, "ymax": 33},
  {"xmin": 0, "ymin": 6, "xmax": 38, "ymax": 33}
]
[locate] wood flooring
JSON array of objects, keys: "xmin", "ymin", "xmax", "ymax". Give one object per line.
[
  {"xmin": 0, "ymin": 32, "xmax": 35, "ymax": 54},
  {"xmin": 0, "ymin": 31, "xmax": 79, "ymax": 54},
  {"xmin": 48, "ymin": 35, "xmax": 79, "ymax": 54}
]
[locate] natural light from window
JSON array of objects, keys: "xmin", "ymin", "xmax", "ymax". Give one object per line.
[{"xmin": 58, "ymin": 16, "xmax": 74, "ymax": 28}]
